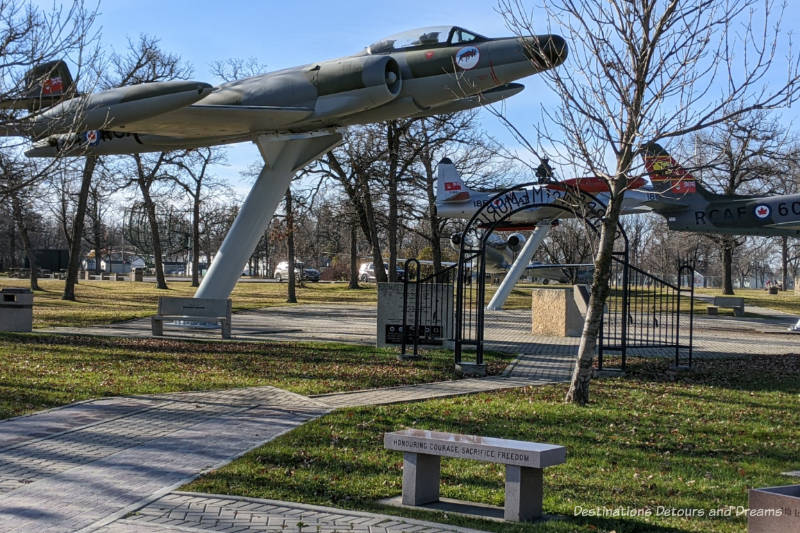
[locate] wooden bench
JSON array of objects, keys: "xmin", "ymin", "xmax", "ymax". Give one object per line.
[
  {"xmin": 151, "ymin": 297, "xmax": 232, "ymax": 339},
  {"xmin": 708, "ymin": 296, "xmax": 745, "ymax": 317},
  {"xmin": 385, "ymin": 429, "xmax": 566, "ymax": 522}
]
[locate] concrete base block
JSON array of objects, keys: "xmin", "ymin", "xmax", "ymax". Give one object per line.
[
  {"xmin": 402, "ymin": 452, "xmax": 440, "ymax": 506},
  {"xmin": 456, "ymin": 363, "xmax": 487, "ymax": 377},
  {"xmin": 505, "ymin": 465, "xmax": 543, "ymax": 521},
  {"xmin": 748, "ymin": 485, "xmax": 800, "ymax": 533},
  {"xmin": 532, "ymin": 288, "xmax": 582, "ymax": 337}
]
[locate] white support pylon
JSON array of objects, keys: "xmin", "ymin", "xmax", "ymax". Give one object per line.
[
  {"xmin": 486, "ymin": 224, "xmax": 551, "ymax": 311},
  {"xmin": 195, "ymin": 132, "xmax": 342, "ymax": 300}
]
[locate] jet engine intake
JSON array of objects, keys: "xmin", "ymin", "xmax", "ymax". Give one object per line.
[
  {"xmin": 312, "ymin": 55, "xmax": 402, "ymax": 119},
  {"xmin": 506, "ymin": 232, "xmax": 526, "ymax": 252}
]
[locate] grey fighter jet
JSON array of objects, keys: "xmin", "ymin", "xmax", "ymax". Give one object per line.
[
  {"xmin": 0, "ymin": 25, "xmax": 567, "ymax": 300},
  {"xmin": 2, "ymin": 26, "xmax": 567, "ymax": 156}
]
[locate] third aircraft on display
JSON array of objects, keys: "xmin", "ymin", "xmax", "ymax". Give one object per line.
[{"xmin": 436, "ymin": 143, "xmax": 800, "ymax": 277}]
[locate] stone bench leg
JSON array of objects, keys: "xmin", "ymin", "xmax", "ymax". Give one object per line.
[
  {"xmin": 402, "ymin": 452, "xmax": 440, "ymax": 505},
  {"xmin": 151, "ymin": 318, "xmax": 163, "ymax": 337},
  {"xmin": 733, "ymin": 306, "xmax": 744, "ymax": 317},
  {"xmin": 221, "ymin": 319, "xmax": 232, "ymax": 339},
  {"xmin": 505, "ymin": 465, "xmax": 543, "ymax": 521}
]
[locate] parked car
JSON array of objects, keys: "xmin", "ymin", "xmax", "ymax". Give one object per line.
[
  {"xmin": 358, "ymin": 262, "xmax": 405, "ymax": 282},
  {"xmin": 274, "ymin": 261, "xmax": 320, "ymax": 282}
]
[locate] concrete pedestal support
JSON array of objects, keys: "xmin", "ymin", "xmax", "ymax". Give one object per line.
[
  {"xmin": 504, "ymin": 465, "xmax": 543, "ymax": 521},
  {"xmin": 195, "ymin": 132, "xmax": 342, "ymax": 300},
  {"xmin": 402, "ymin": 452, "xmax": 441, "ymax": 505},
  {"xmin": 486, "ymin": 224, "xmax": 550, "ymax": 310}
]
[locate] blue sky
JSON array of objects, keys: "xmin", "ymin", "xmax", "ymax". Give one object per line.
[
  {"xmin": 90, "ymin": 0, "xmax": 551, "ymax": 184},
  {"xmin": 33, "ymin": 1, "xmax": 800, "ymax": 189}
]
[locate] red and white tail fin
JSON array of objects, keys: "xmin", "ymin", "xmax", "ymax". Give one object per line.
[
  {"xmin": 642, "ymin": 142, "xmax": 712, "ymax": 198},
  {"xmin": 436, "ymin": 157, "xmax": 473, "ymax": 203},
  {"xmin": 0, "ymin": 60, "xmax": 75, "ymax": 111}
]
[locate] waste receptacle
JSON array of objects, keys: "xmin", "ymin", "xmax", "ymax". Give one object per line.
[
  {"xmin": 132, "ymin": 268, "xmax": 143, "ymax": 282},
  {"xmin": 769, "ymin": 286, "xmax": 779, "ymax": 295},
  {"xmin": 0, "ymin": 288, "xmax": 33, "ymax": 332}
]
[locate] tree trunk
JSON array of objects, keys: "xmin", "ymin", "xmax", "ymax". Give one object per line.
[
  {"xmin": 139, "ymin": 180, "xmax": 168, "ymax": 290},
  {"xmin": 387, "ymin": 121, "xmax": 399, "ymax": 282},
  {"xmin": 191, "ymin": 186, "xmax": 201, "ymax": 287},
  {"xmin": 722, "ymin": 239, "xmax": 734, "ymax": 295},
  {"xmin": 361, "ymin": 188, "xmax": 386, "ymax": 283},
  {"xmin": 349, "ymin": 214, "xmax": 359, "ymax": 289},
  {"xmin": 9, "ymin": 214, "xmax": 17, "ymax": 268},
  {"xmin": 63, "ymin": 156, "xmax": 97, "ymax": 301},
  {"xmin": 565, "ymin": 213, "xmax": 619, "ymax": 405},
  {"xmin": 92, "ymin": 200, "xmax": 103, "ymax": 274},
  {"xmin": 11, "ymin": 194, "xmax": 40, "ymax": 291},
  {"xmin": 285, "ymin": 188, "xmax": 297, "ymax": 303},
  {"xmin": 424, "ymin": 159, "xmax": 443, "ymax": 274},
  {"xmin": 781, "ymin": 236, "xmax": 789, "ymax": 290},
  {"xmin": 263, "ymin": 227, "xmax": 270, "ymax": 278}
]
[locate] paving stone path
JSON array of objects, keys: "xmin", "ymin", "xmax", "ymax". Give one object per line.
[{"xmin": 101, "ymin": 492, "xmax": 492, "ymax": 533}]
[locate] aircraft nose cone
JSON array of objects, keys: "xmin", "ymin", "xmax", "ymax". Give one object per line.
[{"xmin": 522, "ymin": 34, "xmax": 568, "ymax": 69}]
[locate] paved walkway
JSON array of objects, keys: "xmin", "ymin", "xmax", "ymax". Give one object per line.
[
  {"xmin": 101, "ymin": 492, "xmax": 492, "ymax": 533},
  {"xmin": 43, "ymin": 303, "xmax": 799, "ymax": 358}
]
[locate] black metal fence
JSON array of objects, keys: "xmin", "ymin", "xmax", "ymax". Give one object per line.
[
  {"xmin": 399, "ymin": 259, "xmax": 461, "ymax": 358},
  {"xmin": 599, "ymin": 255, "xmax": 695, "ymax": 370}
]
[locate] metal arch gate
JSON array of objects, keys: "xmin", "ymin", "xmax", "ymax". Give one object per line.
[
  {"xmin": 453, "ymin": 182, "xmax": 610, "ymax": 366},
  {"xmin": 400, "ymin": 181, "xmax": 695, "ymax": 368}
]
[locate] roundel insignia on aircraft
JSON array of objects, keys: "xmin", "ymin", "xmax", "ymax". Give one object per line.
[
  {"xmin": 754, "ymin": 204, "xmax": 770, "ymax": 219},
  {"xmin": 455, "ymin": 46, "xmax": 480, "ymax": 70},
  {"xmin": 84, "ymin": 130, "xmax": 100, "ymax": 146}
]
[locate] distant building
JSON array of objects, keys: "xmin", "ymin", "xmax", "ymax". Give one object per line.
[{"xmin": 82, "ymin": 251, "xmax": 145, "ymax": 274}]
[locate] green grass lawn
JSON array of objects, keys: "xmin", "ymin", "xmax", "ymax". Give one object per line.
[
  {"xmin": 0, "ymin": 333, "xmax": 510, "ymax": 419},
  {"xmin": 0, "ymin": 278, "xmax": 378, "ymax": 328},
  {"xmin": 185, "ymin": 354, "xmax": 800, "ymax": 533}
]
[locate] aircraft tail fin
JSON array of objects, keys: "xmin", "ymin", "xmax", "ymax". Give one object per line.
[
  {"xmin": 436, "ymin": 157, "xmax": 473, "ymax": 203},
  {"xmin": 641, "ymin": 142, "xmax": 715, "ymax": 200},
  {"xmin": 0, "ymin": 60, "xmax": 76, "ymax": 111}
]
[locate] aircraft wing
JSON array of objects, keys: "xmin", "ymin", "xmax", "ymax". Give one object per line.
[
  {"xmin": 110, "ymin": 104, "xmax": 314, "ymax": 138},
  {"xmin": 758, "ymin": 220, "xmax": 800, "ymax": 232}
]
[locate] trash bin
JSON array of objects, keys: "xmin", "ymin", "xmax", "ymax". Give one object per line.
[
  {"xmin": 769, "ymin": 286, "xmax": 779, "ymax": 295},
  {"xmin": 0, "ymin": 288, "xmax": 33, "ymax": 332},
  {"xmin": 132, "ymin": 268, "xmax": 143, "ymax": 282}
]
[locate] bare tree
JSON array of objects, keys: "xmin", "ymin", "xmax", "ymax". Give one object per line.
[
  {"xmin": 501, "ymin": 0, "xmax": 800, "ymax": 404},
  {"xmin": 690, "ymin": 112, "xmax": 795, "ymax": 293},
  {"xmin": 1, "ymin": 155, "xmax": 41, "ymax": 289},
  {"xmin": 173, "ymin": 148, "xmax": 227, "ymax": 286}
]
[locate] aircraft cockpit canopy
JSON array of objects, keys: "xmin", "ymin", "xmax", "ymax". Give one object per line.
[{"xmin": 367, "ymin": 26, "xmax": 486, "ymax": 54}]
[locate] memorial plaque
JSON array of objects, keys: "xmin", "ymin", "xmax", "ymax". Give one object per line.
[
  {"xmin": 384, "ymin": 429, "xmax": 566, "ymax": 469},
  {"xmin": 384, "ymin": 324, "xmax": 443, "ymax": 345},
  {"xmin": 377, "ymin": 283, "xmax": 453, "ymax": 348}
]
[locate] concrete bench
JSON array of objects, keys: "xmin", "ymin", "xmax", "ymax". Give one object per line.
[
  {"xmin": 385, "ymin": 429, "xmax": 566, "ymax": 522},
  {"xmin": 708, "ymin": 296, "xmax": 745, "ymax": 316},
  {"xmin": 151, "ymin": 297, "xmax": 232, "ymax": 339}
]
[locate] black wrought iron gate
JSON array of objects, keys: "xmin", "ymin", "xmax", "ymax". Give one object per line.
[{"xmin": 399, "ymin": 181, "xmax": 695, "ymax": 368}]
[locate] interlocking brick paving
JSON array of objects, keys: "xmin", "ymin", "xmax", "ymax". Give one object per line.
[{"xmin": 102, "ymin": 492, "xmax": 492, "ymax": 533}]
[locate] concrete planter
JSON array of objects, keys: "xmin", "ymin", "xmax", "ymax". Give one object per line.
[{"xmin": 748, "ymin": 484, "xmax": 800, "ymax": 532}]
